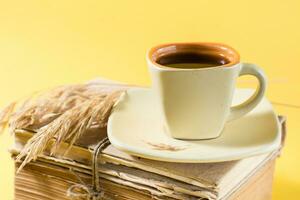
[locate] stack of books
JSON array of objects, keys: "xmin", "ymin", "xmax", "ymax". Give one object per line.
[{"xmin": 11, "ymin": 117, "xmax": 285, "ymax": 200}]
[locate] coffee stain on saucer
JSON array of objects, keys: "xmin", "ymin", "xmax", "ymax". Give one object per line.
[{"xmin": 145, "ymin": 142, "xmax": 186, "ymax": 151}]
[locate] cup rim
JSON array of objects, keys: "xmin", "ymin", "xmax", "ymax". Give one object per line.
[{"xmin": 147, "ymin": 42, "xmax": 240, "ymax": 70}]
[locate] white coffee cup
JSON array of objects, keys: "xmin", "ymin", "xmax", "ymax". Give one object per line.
[{"xmin": 147, "ymin": 42, "xmax": 267, "ymax": 140}]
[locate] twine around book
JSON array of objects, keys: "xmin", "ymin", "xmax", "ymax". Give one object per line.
[{"xmin": 67, "ymin": 137, "xmax": 112, "ymax": 200}]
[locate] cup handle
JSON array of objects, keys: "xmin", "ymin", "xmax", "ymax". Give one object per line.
[{"xmin": 227, "ymin": 63, "xmax": 267, "ymax": 122}]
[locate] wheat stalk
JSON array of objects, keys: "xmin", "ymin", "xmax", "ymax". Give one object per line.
[
  {"xmin": 2, "ymin": 80, "xmax": 127, "ymax": 172},
  {"xmin": 0, "ymin": 102, "xmax": 16, "ymax": 134}
]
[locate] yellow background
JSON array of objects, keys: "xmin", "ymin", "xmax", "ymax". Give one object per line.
[{"xmin": 0, "ymin": 0, "xmax": 299, "ymax": 199}]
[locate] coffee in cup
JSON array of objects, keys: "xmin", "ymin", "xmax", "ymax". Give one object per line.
[{"xmin": 147, "ymin": 42, "xmax": 267, "ymax": 140}]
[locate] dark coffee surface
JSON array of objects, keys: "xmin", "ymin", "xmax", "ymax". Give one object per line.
[{"xmin": 157, "ymin": 52, "xmax": 230, "ymax": 69}]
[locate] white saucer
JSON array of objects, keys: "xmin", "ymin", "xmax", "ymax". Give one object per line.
[{"xmin": 107, "ymin": 88, "xmax": 281, "ymax": 163}]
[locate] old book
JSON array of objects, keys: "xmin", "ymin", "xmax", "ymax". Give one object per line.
[
  {"xmin": 10, "ymin": 117, "xmax": 286, "ymax": 200},
  {"xmin": 14, "ymin": 156, "xmax": 276, "ymax": 200}
]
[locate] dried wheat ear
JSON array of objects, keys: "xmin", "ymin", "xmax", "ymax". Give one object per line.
[{"xmin": 0, "ymin": 81, "xmax": 128, "ymax": 172}]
